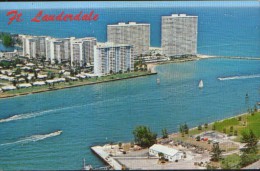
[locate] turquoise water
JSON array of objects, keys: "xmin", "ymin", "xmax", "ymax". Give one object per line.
[
  {"xmin": 0, "ymin": 58, "xmax": 260, "ymax": 169},
  {"xmin": 0, "ymin": 5, "xmax": 260, "ymax": 170}
]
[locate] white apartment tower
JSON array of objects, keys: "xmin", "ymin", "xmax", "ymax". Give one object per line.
[
  {"xmin": 161, "ymin": 14, "xmax": 198, "ymax": 57},
  {"xmin": 71, "ymin": 37, "xmax": 97, "ymax": 66},
  {"xmin": 21, "ymin": 35, "xmax": 47, "ymax": 58},
  {"xmin": 94, "ymin": 42, "xmax": 133, "ymax": 76},
  {"xmin": 107, "ymin": 22, "xmax": 150, "ymax": 58}
]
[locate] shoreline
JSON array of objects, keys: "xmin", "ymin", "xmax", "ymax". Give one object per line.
[
  {"xmin": 91, "ymin": 110, "xmax": 259, "ymax": 169},
  {"xmin": 147, "ymin": 54, "xmax": 260, "ymax": 72},
  {"xmin": 0, "ymin": 72, "xmax": 157, "ymax": 99}
]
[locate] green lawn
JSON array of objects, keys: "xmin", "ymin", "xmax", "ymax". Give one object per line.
[
  {"xmin": 189, "ymin": 112, "xmax": 260, "ymax": 141},
  {"xmin": 221, "ymin": 154, "xmax": 241, "ymax": 169}
]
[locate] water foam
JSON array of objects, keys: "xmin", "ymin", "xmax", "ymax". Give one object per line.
[
  {"xmin": 0, "ymin": 104, "xmax": 85, "ymax": 123},
  {"xmin": 0, "ymin": 131, "xmax": 62, "ymax": 146},
  {"xmin": 218, "ymin": 74, "xmax": 260, "ymax": 81}
]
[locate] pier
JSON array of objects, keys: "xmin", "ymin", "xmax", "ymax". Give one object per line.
[{"xmin": 91, "ymin": 146, "xmax": 122, "ymax": 170}]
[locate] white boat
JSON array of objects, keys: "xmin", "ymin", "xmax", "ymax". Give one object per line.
[
  {"xmin": 198, "ymin": 80, "xmax": 203, "ymax": 88},
  {"xmin": 157, "ymin": 78, "xmax": 160, "ymax": 84}
]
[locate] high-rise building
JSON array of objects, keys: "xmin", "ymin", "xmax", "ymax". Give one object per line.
[
  {"xmin": 71, "ymin": 37, "xmax": 97, "ymax": 66},
  {"xmin": 21, "ymin": 35, "xmax": 47, "ymax": 58},
  {"xmin": 161, "ymin": 14, "xmax": 198, "ymax": 57},
  {"xmin": 36, "ymin": 36, "xmax": 47, "ymax": 57},
  {"xmin": 94, "ymin": 42, "xmax": 133, "ymax": 76},
  {"xmin": 28, "ymin": 38, "xmax": 37, "ymax": 58},
  {"xmin": 107, "ymin": 22, "xmax": 150, "ymax": 58}
]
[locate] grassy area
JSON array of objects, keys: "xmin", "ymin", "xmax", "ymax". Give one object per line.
[
  {"xmin": 221, "ymin": 154, "xmax": 241, "ymax": 169},
  {"xmin": 0, "ymin": 71, "xmax": 155, "ymax": 98},
  {"xmin": 188, "ymin": 112, "xmax": 260, "ymax": 141}
]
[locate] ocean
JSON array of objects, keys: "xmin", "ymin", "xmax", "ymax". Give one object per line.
[{"xmin": 0, "ymin": 6, "xmax": 260, "ymax": 170}]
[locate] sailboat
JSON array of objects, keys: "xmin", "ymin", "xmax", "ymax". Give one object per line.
[{"xmin": 198, "ymin": 80, "xmax": 203, "ymax": 88}]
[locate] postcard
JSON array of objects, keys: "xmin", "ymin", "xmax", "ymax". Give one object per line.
[{"xmin": 0, "ymin": 1, "xmax": 259, "ymax": 170}]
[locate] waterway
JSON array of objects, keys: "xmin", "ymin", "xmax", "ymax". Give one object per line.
[{"xmin": 0, "ymin": 58, "xmax": 260, "ymax": 169}]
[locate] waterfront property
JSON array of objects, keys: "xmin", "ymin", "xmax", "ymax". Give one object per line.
[
  {"xmin": 107, "ymin": 22, "xmax": 150, "ymax": 58},
  {"xmin": 149, "ymin": 144, "xmax": 184, "ymax": 161},
  {"xmin": 161, "ymin": 14, "xmax": 198, "ymax": 57},
  {"xmin": 94, "ymin": 42, "xmax": 134, "ymax": 76}
]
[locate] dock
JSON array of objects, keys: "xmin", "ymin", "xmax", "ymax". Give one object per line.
[{"xmin": 91, "ymin": 146, "xmax": 122, "ymax": 170}]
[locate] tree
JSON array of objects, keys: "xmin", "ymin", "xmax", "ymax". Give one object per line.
[
  {"xmin": 11, "ymin": 78, "xmax": 17, "ymax": 86},
  {"xmin": 198, "ymin": 125, "xmax": 202, "ymax": 130},
  {"xmin": 183, "ymin": 123, "xmax": 189, "ymax": 134},
  {"xmin": 162, "ymin": 128, "xmax": 168, "ymax": 139},
  {"xmin": 47, "ymin": 71, "xmax": 55, "ymax": 79},
  {"xmin": 230, "ymin": 126, "xmax": 234, "ymax": 133},
  {"xmin": 15, "ymin": 68, "xmax": 21, "ymax": 75},
  {"xmin": 133, "ymin": 125, "xmax": 157, "ymax": 148},
  {"xmin": 238, "ymin": 116, "xmax": 242, "ymax": 121},
  {"xmin": 212, "ymin": 124, "xmax": 216, "ymax": 131},
  {"xmin": 253, "ymin": 104, "xmax": 258, "ymax": 113},
  {"xmin": 210, "ymin": 143, "xmax": 222, "ymax": 162},
  {"xmin": 2, "ymin": 34, "xmax": 13, "ymax": 46},
  {"xmin": 204, "ymin": 123, "xmax": 208, "ymax": 129},
  {"xmin": 54, "ymin": 58, "xmax": 59, "ymax": 65},
  {"xmin": 179, "ymin": 125, "xmax": 184, "ymax": 133},
  {"xmin": 40, "ymin": 56, "xmax": 46, "ymax": 67},
  {"xmin": 241, "ymin": 130, "xmax": 258, "ymax": 154},
  {"xmin": 158, "ymin": 152, "xmax": 165, "ymax": 161},
  {"xmin": 118, "ymin": 142, "xmax": 122, "ymax": 149},
  {"xmin": 234, "ymin": 130, "xmax": 238, "ymax": 136},
  {"xmin": 33, "ymin": 68, "xmax": 38, "ymax": 79}
]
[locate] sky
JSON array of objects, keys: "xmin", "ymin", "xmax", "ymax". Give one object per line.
[{"xmin": 0, "ymin": 1, "xmax": 259, "ymax": 9}]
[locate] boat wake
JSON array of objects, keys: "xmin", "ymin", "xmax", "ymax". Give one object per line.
[
  {"xmin": 218, "ymin": 74, "xmax": 260, "ymax": 81},
  {"xmin": 0, "ymin": 104, "xmax": 85, "ymax": 123},
  {"xmin": 0, "ymin": 131, "xmax": 62, "ymax": 146}
]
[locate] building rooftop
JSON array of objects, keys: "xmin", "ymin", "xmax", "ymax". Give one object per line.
[
  {"xmin": 108, "ymin": 22, "xmax": 150, "ymax": 26},
  {"xmin": 150, "ymin": 144, "xmax": 180, "ymax": 156},
  {"xmin": 96, "ymin": 42, "xmax": 132, "ymax": 48},
  {"xmin": 163, "ymin": 14, "xmax": 198, "ymax": 18}
]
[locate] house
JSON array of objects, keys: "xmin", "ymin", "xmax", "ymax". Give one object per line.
[{"xmin": 149, "ymin": 144, "xmax": 184, "ymax": 162}]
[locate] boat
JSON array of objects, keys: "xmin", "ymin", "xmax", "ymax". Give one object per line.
[
  {"xmin": 54, "ymin": 130, "xmax": 62, "ymax": 135},
  {"xmin": 82, "ymin": 158, "xmax": 93, "ymax": 170},
  {"xmin": 157, "ymin": 78, "xmax": 160, "ymax": 84},
  {"xmin": 198, "ymin": 80, "xmax": 203, "ymax": 88}
]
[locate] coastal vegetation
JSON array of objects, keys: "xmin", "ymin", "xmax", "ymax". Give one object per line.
[
  {"xmin": 161, "ymin": 128, "xmax": 168, "ymax": 139},
  {"xmin": 210, "ymin": 142, "xmax": 223, "ymax": 162},
  {"xmin": 132, "ymin": 125, "xmax": 157, "ymax": 148},
  {"xmin": 0, "ymin": 32, "xmax": 22, "ymax": 47}
]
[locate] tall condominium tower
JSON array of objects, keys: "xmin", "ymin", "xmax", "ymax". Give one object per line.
[
  {"xmin": 71, "ymin": 37, "xmax": 97, "ymax": 66},
  {"xmin": 21, "ymin": 35, "xmax": 48, "ymax": 58},
  {"xmin": 161, "ymin": 14, "xmax": 198, "ymax": 57},
  {"xmin": 94, "ymin": 42, "xmax": 133, "ymax": 76},
  {"xmin": 107, "ymin": 22, "xmax": 150, "ymax": 58}
]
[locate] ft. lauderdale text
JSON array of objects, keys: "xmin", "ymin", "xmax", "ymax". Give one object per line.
[{"xmin": 6, "ymin": 10, "xmax": 99, "ymax": 25}]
